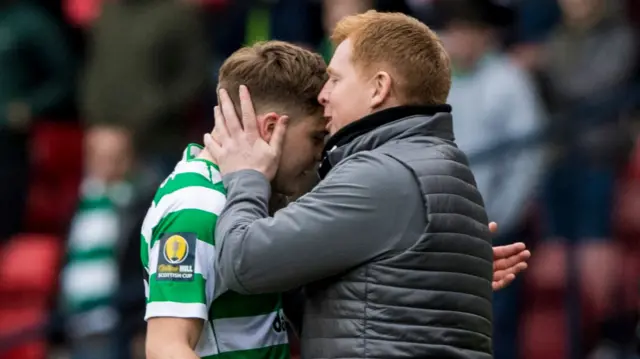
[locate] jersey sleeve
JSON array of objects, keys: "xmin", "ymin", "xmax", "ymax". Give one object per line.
[{"xmin": 142, "ymin": 184, "xmax": 225, "ymax": 321}]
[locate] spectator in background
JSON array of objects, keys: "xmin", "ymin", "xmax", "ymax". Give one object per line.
[
  {"xmin": 433, "ymin": 1, "xmax": 546, "ymax": 358},
  {"xmin": 404, "ymin": 0, "xmax": 443, "ymax": 27},
  {"xmin": 0, "ymin": 0, "xmax": 75, "ymax": 243},
  {"xmin": 319, "ymin": 0, "xmax": 372, "ymax": 61},
  {"xmin": 59, "ymin": 125, "xmax": 156, "ymax": 359},
  {"xmin": 509, "ymin": 0, "xmax": 561, "ymax": 70},
  {"xmin": 534, "ymin": 0, "xmax": 637, "ymax": 334},
  {"xmin": 269, "ymin": 0, "xmax": 315, "ymax": 48},
  {"xmin": 543, "ymin": 0, "xmax": 636, "ymax": 110},
  {"xmin": 514, "ymin": 0, "xmax": 560, "ymax": 44},
  {"xmin": 81, "ymin": 0, "xmax": 209, "ymax": 177},
  {"xmin": 60, "ymin": 126, "xmax": 132, "ymax": 359}
]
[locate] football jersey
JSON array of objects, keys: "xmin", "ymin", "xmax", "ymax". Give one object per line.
[{"xmin": 141, "ymin": 144, "xmax": 289, "ymax": 359}]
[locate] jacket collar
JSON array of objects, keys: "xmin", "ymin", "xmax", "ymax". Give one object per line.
[{"xmin": 318, "ymin": 105, "xmax": 453, "ymax": 179}]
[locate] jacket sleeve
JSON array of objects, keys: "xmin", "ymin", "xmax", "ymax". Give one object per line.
[{"xmin": 214, "ymin": 153, "xmax": 419, "ymax": 294}]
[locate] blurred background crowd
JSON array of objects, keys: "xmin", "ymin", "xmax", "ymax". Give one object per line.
[{"xmin": 0, "ymin": 0, "xmax": 638, "ymax": 358}]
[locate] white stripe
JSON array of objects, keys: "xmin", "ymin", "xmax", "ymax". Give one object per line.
[
  {"xmin": 148, "ymin": 242, "xmax": 160, "ymax": 276},
  {"xmin": 68, "ymin": 210, "xmax": 119, "ymax": 250},
  {"xmin": 143, "ymin": 279, "xmax": 149, "ymax": 298},
  {"xmin": 61, "ymin": 259, "xmax": 118, "ymax": 303},
  {"xmin": 175, "ymin": 161, "xmax": 212, "ymax": 181},
  {"xmin": 145, "ymin": 302, "xmax": 208, "ymax": 320},
  {"xmin": 213, "ymin": 310, "xmax": 289, "ymax": 353},
  {"xmin": 210, "ymin": 169, "xmax": 222, "ymax": 184},
  {"xmin": 203, "ymin": 246, "xmax": 215, "ymax": 306},
  {"xmin": 195, "ymin": 241, "xmax": 214, "ymax": 281},
  {"xmin": 141, "ymin": 186, "xmax": 226, "ymax": 243},
  {"xmin": 141, "ymin": 205, "xmax": 156, "ymax": 245},
  {"xmin": 141, "ymin": 208, "xmax": 154, "ymax": 245},
  {"xmin": 175, "ymin": 159, "xmax": 223, "ymax": 184},
  {"xmin": 148, "ymin": 239, "xmax": 214, "ymax": 278},
  {"xmin": 195, "ymin": 322, "xmax": 219, "ymax": 357}
]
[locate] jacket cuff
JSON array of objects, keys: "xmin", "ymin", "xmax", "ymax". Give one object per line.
[{"xmin": 222, "ymin": 169, "xmax": 271, "ymax": 197}]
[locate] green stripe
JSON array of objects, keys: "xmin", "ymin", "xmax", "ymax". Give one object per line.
[
  {"xmin": 66, "ymin": 296, "xmax": 113, "ymax": 314},
  {"xmin": 76, "ymin": 196, "xmax": 114, "ymax": 211},
  {"xmin": 66, "ymin": 247, "xmax": 116, "ymax": 262},
  {"xmin": 148, "ymin": 273, "xmax": 206, "ymax": 304},
  {"xmin": 154, "ymin": 172, "xmax": 225, "ymax": 205},
  {"xmin": 190, "ymin": 157, "xmax": 221, "ymax": 172},
  {"xmin": 210, "ymin": 292, "xmax": 281, "ymax": 320},
  {"xmin": 150, "ymin": 209, "xmax": 217, "ymax": 248},
  {"xmin": 204, "ymin": 344, "xmax": 290, "ymax": 359}
]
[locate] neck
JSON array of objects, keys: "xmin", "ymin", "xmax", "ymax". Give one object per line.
[
  {"xmin": 196, "ymin": 144, "xmax": 288, "ymax": 213},
  {"xmin": 197, "ymin": 147, "xmax": 216, "ymax": 163}
]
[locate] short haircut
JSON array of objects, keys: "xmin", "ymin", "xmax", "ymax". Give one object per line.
[
  {"xmin": 331, "ymin": 10, "xmax": 451, "ymax": 106},
  {"xmin": 217, "ymin": 41, "xmax": 327, "ymax": 118}
]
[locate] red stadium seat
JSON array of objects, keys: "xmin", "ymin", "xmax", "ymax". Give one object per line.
[
  {"xmin": 0, "ymin": 306, "xmax": 48, "ymax": 359},
  {"xmin": 520, "ymin": 306, "xmax": 567, "ymax": 359},
  {"xmin": 0, "ymin": 234, "xmax": 64, "ymax": 359},
  {"xmin": 614, "ymin": 134, "xmax": 640, "ymax": 237},
  {"xmin": 520, "ymin": 240, "xmax": 569, "ymax": 359},
  {"xmin": 24, "ymin": 121, "xmax": 83, "ymax": 234},
  {"xmin": 0, "ymin": 234, "xmax": 64, "ymax": 301},
  {"xmin": 613, "ymin": 134, "xmax": 640, "ymax": 311}
]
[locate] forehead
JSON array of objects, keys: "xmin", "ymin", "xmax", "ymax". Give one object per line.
[{"xmin": 328, "ymin": 39, "xmax": 354, "ymax": 71}]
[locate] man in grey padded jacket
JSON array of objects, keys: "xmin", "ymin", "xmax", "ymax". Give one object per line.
[{"xmin": 205, "ymin": 11, "xmax": 505, "ymax": 359}]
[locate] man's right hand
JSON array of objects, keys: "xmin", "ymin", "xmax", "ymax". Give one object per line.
[{"xmin": 204, "ymin": 86, "xmax": 288, "ymax": 180}]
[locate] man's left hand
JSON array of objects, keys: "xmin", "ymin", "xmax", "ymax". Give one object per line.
[
  {"xmin": 489, "ymin": 222, "xmax": 531, "ymax": 291},
  {"xmin": 204, "ymin": 85, "xmax": 288, "ymax": 180}
]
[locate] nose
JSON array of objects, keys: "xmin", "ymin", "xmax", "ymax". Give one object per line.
[{"xmin": 317, "ymin": 86, "xmax": 329, "ymax": 106}]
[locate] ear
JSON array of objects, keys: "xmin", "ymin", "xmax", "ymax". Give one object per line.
[
  {"xmin": 370, "ymin": 71, "xmax": 393, "ymax": 108},
  {"xmin": 256, "ymin": 112, "xmax": 279, "ymax": 142}
]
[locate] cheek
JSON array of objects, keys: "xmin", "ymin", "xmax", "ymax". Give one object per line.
[
  {"xmin": 297, "ymin": 143, "xmax": 314, "ymax": 165},
  {"xmin": 330, "ymin": 83, "xmax": 357, "ymax": 113}
]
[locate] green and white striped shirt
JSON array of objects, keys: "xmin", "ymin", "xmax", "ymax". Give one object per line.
[{"xmin": 141, "ymin": 144, "xmax": 290, "ymax": 359}]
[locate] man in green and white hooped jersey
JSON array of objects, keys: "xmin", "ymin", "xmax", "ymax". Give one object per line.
[
  {"xmin": 142, "ymin": 144, "xmax": 291, "ymax": 359},
  {"xmin": 141, "ymin": 41, "xmax": 329, "ymax": 359}
]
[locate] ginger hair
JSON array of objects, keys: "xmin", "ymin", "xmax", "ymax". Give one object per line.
[
  {"xmin": 218, "ymin": 41, "xmax": 327, "ymax": 118},
  {"xmin": 331, "ymin": 10, "xmax": 451, "ymax": 105}
]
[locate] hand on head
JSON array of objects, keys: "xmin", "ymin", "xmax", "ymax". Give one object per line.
[{"xmin": 204, "ymin": 85, "xmax": 288, "ymax": 180}]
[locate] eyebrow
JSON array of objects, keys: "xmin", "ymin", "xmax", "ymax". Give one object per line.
[{"xmin": 326, "ymin": 67, "xmax": 336, "ymax": 76}]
